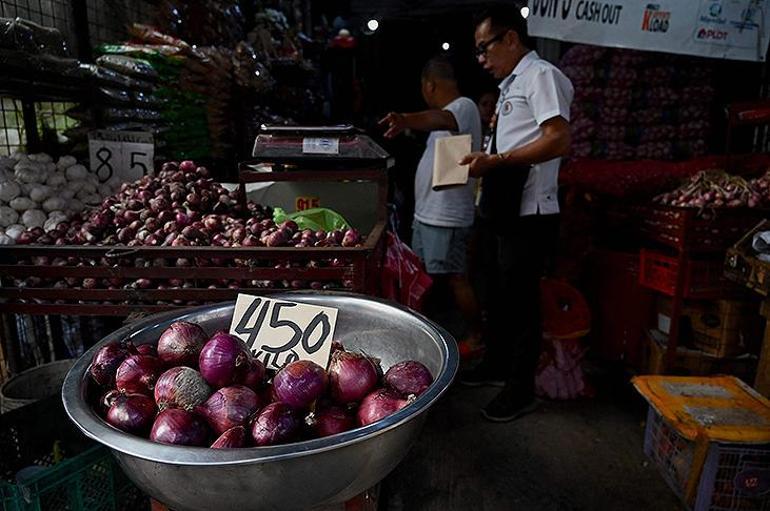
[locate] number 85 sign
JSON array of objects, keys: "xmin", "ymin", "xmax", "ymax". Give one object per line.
[{"xmin": 88, "ymin": 130, "xmax": 154, "ymax": 183}]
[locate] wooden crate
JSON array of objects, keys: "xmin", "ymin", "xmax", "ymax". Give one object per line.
[{"xmin": 725, "ymin": 219, "xmax": 770, "ymax": 297}]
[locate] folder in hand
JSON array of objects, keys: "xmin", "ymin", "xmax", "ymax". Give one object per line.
[{"xmin": 432, "ymin": 134, "xmax": 471, "ymax": 191}]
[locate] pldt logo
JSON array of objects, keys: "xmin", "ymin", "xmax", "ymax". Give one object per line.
[
  {"xmin": 697, "ymin": 27, "xmax": 728, "ymax": 40},
  {"xmin": 641, "ymin": 4, "xmax": 670, "ymax": 32}
]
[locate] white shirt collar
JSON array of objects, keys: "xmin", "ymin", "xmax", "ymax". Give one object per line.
[{"xmin": 498, "ymin": 50, "xmax": 539, "ymax": 93}]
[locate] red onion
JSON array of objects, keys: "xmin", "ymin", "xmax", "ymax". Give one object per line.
[
  {"xmin": 357, "ymin": 388, "xmax": 409, "ymax": 427},
  {"xmin": 90, "ymin": 341, "xmax": 136, "ymax": 387},
  {"xmin": 328, "ymin": 350, "xmax": 380, "ymax": 405},
  {"xmin": 199, "ymin": 333, "xmax": 252, "ymax": 388},
  {"xmin": 251, "ymin": 402, "xmax": 300, "ymax": 446},
  {"xmin": 384, "ymin": 361, "xmax": 433, "ymax": 397},
  {"xmin": 179, "ymin": 160, "xmax": 196, "ymax": 173},
  {"xmin": 150, "ymin": 409, "xmax": 209, "ymax": 446},
  {"xmin": 239, "ymin": 359, "xmax": 267, "ymax": 391},
  {"xmin": 273, "ymin": 360, "xmax": 328, "ymax": 410},
  {"xmin": 195, "ymin": 385, "xmax": 260, "ymax": 435},
  {"xmin": 211, "ymin": 426, "xmax": 247, "ymax": 448},
  {"xmin": 106, "ymin": 393, "xmax": 157, "ymax": 434},
  {"xmin": 136, "ymin": 344, "xmax": 157, "ymax": 356},
  {"xmin": 115, "ymin": 355, "xmax": 164, "ymax": 396},
  {"xmin": 157, "ymin": 321, "xmax": 208, "ymax": 368},
  {"xmin": 154, "ymin": 366, "xmax": 212, "ymax": 411},
  {"xmin": 312, "ymin": 405, "xmax": 355, "ymax": 437},
  {"xmin": 342, "ymin": 228, "xmax": 361, "ymax": 247}
]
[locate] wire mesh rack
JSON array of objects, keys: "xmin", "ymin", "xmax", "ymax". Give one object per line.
[
  {"xmin": 0, "ymin": 0, "xmax": 77, "ymax": 54},
  {"xmin": 85, "ymin": 0, "xmax": 156, "ymax": 48},
  {"xmin": 0, "ymin": 97, "xmax": 25, "ymax": 156}
]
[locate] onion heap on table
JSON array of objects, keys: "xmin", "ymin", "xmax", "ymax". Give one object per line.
[
  {"xmin": 90, "ymin": 320, "xmax": 434, "ymax": 448},
  {"xmin": 10, "ymin": 159, "xmax": 364, "ymax": 294},
  {"xmin": 653, "ymin": 169, "xmax": 770, "ymax": 209}
]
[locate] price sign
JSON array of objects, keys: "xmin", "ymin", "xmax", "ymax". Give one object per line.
[
  {"xmin": 229, "ymin": 294, "xmax": 338, "ymax": 370},
  {"xmin": 295, "ymin": 195, "xmax": 320, "ymax": 211},
  {"xmin": 302, "ymin": 137, "xmax": 339, "ymax": 155},
  {"xmin": 88, "ymin": 130, "xmax": 154, "ymax": 183}
]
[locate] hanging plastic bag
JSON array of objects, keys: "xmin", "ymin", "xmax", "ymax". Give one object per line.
[
  {"xmin": 272, "ymin": 207, "xmax": 350, "ymax": 232},
  {"xmin": 380, "ymin": 231, "xmax": 432, "ymax": 312}
]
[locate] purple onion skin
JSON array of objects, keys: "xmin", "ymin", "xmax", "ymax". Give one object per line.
[
  {"xmin": 150, "ymin": 409, "xmax": 209, "ymax": 446},
  {"xmin": 157, "ymin": 321, "xmax": 208, "ymax": 368},
  {"xmin": 273, "ymin": 360, "xmax": 328, "ymax": 410},
  {"xmin": 106, "ymin": 393, "xmax": 157, "ymax": 435},
  {"xmin": 199, "ymin": 333, "xmax": 252, "ymax": 388},
  {"xmin": 195, "ymin": 385, "xmax": 260, "ymax": 435},
  {"xmin": 384, "ymin": 361, "xmax": 434, "ymax": 397},
  {"xmin": 313, "ymin": 405, "xmax": 355, "ymax": 438},
  {"xmin": 328, "ymin": 351, "xmax": 379, "ymax": 405},
  {"xmin": 154, "ymin": 366, "xmax": 212, "ymax": 411},
  {"xmin": 211, "ymin": 426, "xmax": 247, "ymax": 448},
  {"xmin": 115, "ymin": 355, "xmax": 165, "ymax": 396},
  {"xmin": 136, "ymin": 344, "xmax": 157, "ymax": 357},
  {"xmin": 251, "ymin": 402, "xmax": 300, "ymax": 446},
  {"xmin": 90, "ymin": 341, "xmax": 136, "ymax": 387},
  {"xmin": 239, "ymin": 358, "xmax": 267, "ymax": 392},
  {"xmin": 357, "ymin": 388, "xmax": 409, "ymax": 427}
]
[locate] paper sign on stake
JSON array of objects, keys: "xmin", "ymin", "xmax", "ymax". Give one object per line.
[
  {"xmin": 432, "ymin": 134, "xmax": 471, "ymax": 191},
  {"xmin": 229, "ymin": 294, "xmax": 338, "ymax": 371},
  {"xmin": 88, "ymin": 130, "xmax": 154, "ymax": 183}
]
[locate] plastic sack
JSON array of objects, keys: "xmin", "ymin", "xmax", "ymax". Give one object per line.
[
  {"xmin": 96, "ymin": 54, "xmax": 158, "ymax": 80},
  {"xmin": 272, "ymin": 207, "xmax": 350, "ymax": 232},
  {"xmin": 380, "ymin": 231, "xmax": 433, "ymax": 312},
  {"xmin": 0, "ymin": 17, "xmax": 69, "ymax": 56},
  {"xmin": 535, "ymin": 336, "xmax": 593, "ymax": 400}
]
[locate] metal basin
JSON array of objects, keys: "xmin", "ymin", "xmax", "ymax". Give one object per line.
[{"xmin": 62, "ymin": 292, "xmax": 458, "ymax": 511}]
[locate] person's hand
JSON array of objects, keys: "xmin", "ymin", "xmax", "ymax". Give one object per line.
[
  {"xmin": 378, "ymin": 112, "xmax": 408, "ymax": 139},
  {"xmin": 459, "ymin": 152, "xmax": 499, "ymax": 178}
]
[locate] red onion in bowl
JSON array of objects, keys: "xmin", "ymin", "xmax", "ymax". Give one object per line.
[
  {"xmin": 273, "ymin": 360, "xmax": 328, "ymax": 410},
  {"xmin": 251, "ymin": 402, "xmax": 300, "ymax": 446},
  {"xmin": 90, "ymin": 341, "xmax": 136, "ymax": 387},
  {"xmin": 154, "ymin": 366, "xmax": 212, "ymax": 411},
  {"xmin": 357, "ymin": 388, "xmax": 409, "ymax": 427},
  {"xmin": 384, "ymin": 361, "xmax": 433, "ymax": 397},
  {"xmin": 157, "ymin": 321, "xmax": 208, "ymax": 368},
  {"xmin": 211, "ymin": 426, "xmax": 247, "ymax": 448},
  {"xmin": 136, "ymin": 344, "xmax": 157, "ymax": 357},
  {"xmin": 150, "ymin": 409, "xmax": 209, "ymax": 446},
  {"xmin": 239, "ymin": 358, "xmax": 267, "ymax": 392},
  {"xmin": 199, "ymin": 333, "xmax": 252, "ymax": 388},
  {"xmin": 115, "ymin": 355, "xmax": 164, "ymax": 396},
  {"xmin": 195, "ymin": 385, "xmax": 260, "ymax": 435},
  {"xmin": 328, "ymin": 350, "xmax": 380, "ymax": 405},
  {"xmin": 106, "ymin": 393, "xmax": 157, "ymax": 435},
  {"xmin": 311, "ymin": 405, "xmax": 355, "ymax": 438}
]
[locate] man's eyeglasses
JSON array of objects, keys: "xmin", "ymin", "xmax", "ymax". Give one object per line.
[{"xmin": 475, "ymin": 30, "xmax": 508, "ymax": 58}]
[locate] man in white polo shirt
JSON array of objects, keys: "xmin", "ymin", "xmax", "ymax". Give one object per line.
[{"xmin": 459, "ymin": 6, "xmax": 574, "ymax": 422}]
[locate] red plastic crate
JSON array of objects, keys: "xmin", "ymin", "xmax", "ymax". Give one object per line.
[
  {"xmin": 639, "ymin": 206, "xmax": 763, "ymax": 253},
  {"xmin": 639, "ymin": 249, "xmax": 733, "ymax": 299}
]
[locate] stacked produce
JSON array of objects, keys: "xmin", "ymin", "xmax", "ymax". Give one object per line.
[
  {"xmin": 91, "ymin": 321, "xmax": 434, "ymax": 447},
  {"xmin": 9, "ymin": 159, "xmax": 363, "ymax": 294},
  {"xmin": 560, "ymin": 45, "xmax": 714, "ymax": 160},
  {"xmin": 653, "ymin": 169, "xmax": 770, "ymax": 208},
  {"xmin": 0, "ymin": 152, "xmax": 120, "ymax": 244}
]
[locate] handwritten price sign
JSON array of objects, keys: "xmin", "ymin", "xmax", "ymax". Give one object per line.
[
  {"xmin": 88, "ymin": 130, "xmax": 153, "ymax": 183},
  {"xmin": 229, "ymin": 294, "xmax": 338, "ymax": 370}
]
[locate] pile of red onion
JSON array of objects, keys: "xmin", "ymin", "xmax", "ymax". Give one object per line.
[
  {"xmin": 89, "ymin": 320, "xmax": 434, "ymax": 448},
  {"xmin": 12, "ymin": 159, "xmax": 364, "ymax": 293}
]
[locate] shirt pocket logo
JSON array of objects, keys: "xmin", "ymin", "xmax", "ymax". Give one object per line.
[{"xmin": 501, "ymin": 101, "xmax": 513, "ymax": 115}]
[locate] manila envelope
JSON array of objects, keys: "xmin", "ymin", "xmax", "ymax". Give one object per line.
[{"xmin": 432, "ymin": 134, "xmax": 471, "ymax": 191}]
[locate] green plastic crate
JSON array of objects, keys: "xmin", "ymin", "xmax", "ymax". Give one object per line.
[{"xmin": 0, "ymin": 395, "xmax": 148, "ymax": 511}]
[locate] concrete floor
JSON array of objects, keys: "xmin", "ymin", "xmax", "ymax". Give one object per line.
[{"xmin": 380, "ymin": 380, "xmax": 684, "ymax": 511}]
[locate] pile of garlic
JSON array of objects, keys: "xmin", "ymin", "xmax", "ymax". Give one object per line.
[{"xmin": 0, "ymin": 152, "xmax": 122, "ymax": 245}]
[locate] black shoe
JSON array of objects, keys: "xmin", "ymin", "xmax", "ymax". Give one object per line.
[
  {"xmin": 481, "ymin": 389, "xmax": 538, "ymax": 422},
  {"xmin": 458, "ymin": 365, "xmax": 505, "ymax": 388}
]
